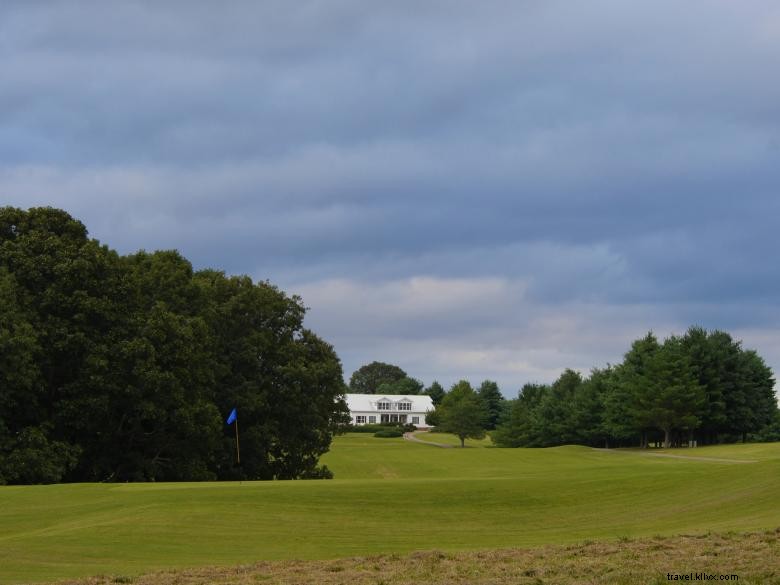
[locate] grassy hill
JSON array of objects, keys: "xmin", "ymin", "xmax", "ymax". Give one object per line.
[{"xmin": 1, "ymin": 435, "xmax": 779, "ymax": 584}]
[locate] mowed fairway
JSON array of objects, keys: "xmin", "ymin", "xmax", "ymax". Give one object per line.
[{"xmin": 1, "ymin": 436, "xmax": 779, "ymax": 584}]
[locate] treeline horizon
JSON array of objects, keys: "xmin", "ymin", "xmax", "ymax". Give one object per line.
[
  {"xmin": 493, "ymin": 328, "xmax": 778, "ymax": 448},
  {"xmin": 349, "ymin": 331, "xmax": 779, "ymax": 450},
  {"xmin": 0, "ymin": 207, "xmax": 349, "ymax": 485}
]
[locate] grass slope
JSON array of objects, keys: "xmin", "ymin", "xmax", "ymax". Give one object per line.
[{"xmin": 1, "ymin": 436, "xmax": 779, "ymax": 584}]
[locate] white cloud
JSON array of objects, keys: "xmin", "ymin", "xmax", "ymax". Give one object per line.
[{"xmin": 294, "ymin": 275, "xmax": 687, "ymax": 393}]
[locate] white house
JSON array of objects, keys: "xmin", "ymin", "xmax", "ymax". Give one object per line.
[{"xmin": 345, "ymin": 394, "xmax": 434, "ymax": 428}]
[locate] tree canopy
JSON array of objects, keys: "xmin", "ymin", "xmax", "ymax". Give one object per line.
[
  {"xmin": 424, "ymin": 381, "xmax": 446, "ymax": 406},
  {"xmin": 348, "ymin": 361, "xmax": 408, "ymax": 394},
  {"xmin": 0, "ymin": 207, "xmax": 349, "ymax": 484},
  {"xmin": 435, "ymin": 380, "xmax": 488, "ymax": 447},
  {"xmin": 494, "ymin": 328, "xmax": 776, "ymax": 448},
  {"xmin": 476, "ymin": 380, "xmax": 505, "ymax": 430}
]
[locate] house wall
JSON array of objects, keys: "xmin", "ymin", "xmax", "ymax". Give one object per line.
[{"xmin": 350, "ymin": 411, "xmax": 429, "ymax": 428}]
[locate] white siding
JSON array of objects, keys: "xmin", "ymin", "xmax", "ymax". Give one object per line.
[{"xmin": 345, "ymin": 394, "xmax": 433, "ymax": 429}]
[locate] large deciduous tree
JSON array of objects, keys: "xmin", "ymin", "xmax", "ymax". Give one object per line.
[
  {"xmin": 0, "ymin": 207, "xmax": 348, "ymax": 483},
  {"xmin": 376, "ymin": 376, "xmax": 424, "ymax": 396},
  {"xmin": 436, "ymin": 381, "xmax": 488, "ymax": 447},
  {"xmin": 348, "ymin": 361, "xmax": 407, "ymax": 394}
]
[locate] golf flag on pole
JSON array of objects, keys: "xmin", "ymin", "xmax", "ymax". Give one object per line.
[{"xmin": 226, "ymin": 408, "xmax": 240, "ymax": 464}]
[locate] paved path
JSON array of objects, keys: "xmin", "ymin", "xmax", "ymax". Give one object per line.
[
  {"xmin": 403, "ymin": 431, "xmax": 454, "ymax": 448},
  {"xmin": 591, "ymin": 448, "xmax": 757, "ymax": 464}
]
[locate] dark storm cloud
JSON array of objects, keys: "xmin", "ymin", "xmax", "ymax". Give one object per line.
[{"xmin": 2, "ymin": 1, "xmax": 780, "ymax": 388}]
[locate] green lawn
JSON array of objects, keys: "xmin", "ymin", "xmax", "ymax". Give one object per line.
[
  {"xmin": 1, "ymin": 436, "xmax": 779, "ymax": 584},
  {"xmin": 409, "ymin": 430, "xmax": 494, "ymax": 447}
]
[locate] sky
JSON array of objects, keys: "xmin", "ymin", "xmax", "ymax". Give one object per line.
[{"xmin": 2, "ymin": 1, "xmax": 780, "ymax": 396}]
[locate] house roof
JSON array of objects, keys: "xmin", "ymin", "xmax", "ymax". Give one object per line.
[{"xmin": 344, "ymin": 393, "xmax": 434, "ymax": 412}]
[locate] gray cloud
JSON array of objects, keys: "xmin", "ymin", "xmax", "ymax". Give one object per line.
[{"xmin": 2, "ymin": 1, "xmax": 780, "ymax": 391}]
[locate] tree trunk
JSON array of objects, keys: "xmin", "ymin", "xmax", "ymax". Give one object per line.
[
  {"xmin": 663, "ymin": 428, "xmax": 671, "ymax": 449},
  {"xmin": 460, "ymin": 436, "xmax": 465, "ymax": 448}
]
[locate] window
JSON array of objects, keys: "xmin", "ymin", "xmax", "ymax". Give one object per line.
[
  {"xmin": 390, "ymin": 414, "xmax": 399, "ymax": 423},
  {"xmin": 355, "ymin": 415, "xmax": 366, "ymax": 424},
  {"xmin": 399, "ymin": 415, "xmax": 407, "ymax": 423},
  {"xmin": 397, "ymin": 402, "xmax": 411, "ymax": 411},
  {"xmin": 412, "ymin": 416, "xmax": 420, "ymax": 424},
  {"xmin": 368, "ymin": 416, "xmax": 376, "ymax": 424},
  {"xmin": 381, "ymin": 414, "xmax": 390, "ymax": 423},
  {"xmin": 377, "ymin": 401, "xmax": 390, "ymax": 410}
]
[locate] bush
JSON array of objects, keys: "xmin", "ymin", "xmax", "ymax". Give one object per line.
[
  {"xmin": 348, "ymin": 423, "xmax": 406, "ymax": 434},
  {"xmin": 0, "ymin": 427, "xmax": 81, "ymax": 484},
  {"xmin": 300, "ymin": 465, "xmax": 334, "ymax": 479},
  {"xmin": 373, "ymin": 429, "xmax": 404, "ymax": 438}
]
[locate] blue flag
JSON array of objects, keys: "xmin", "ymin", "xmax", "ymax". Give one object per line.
[{"xmin": 226, "ymin": 408, "xmax": 237, "ymax": 425}]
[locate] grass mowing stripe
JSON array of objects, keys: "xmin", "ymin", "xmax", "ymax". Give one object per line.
[{"xmin": 1, "ymin": 437, "xmax": 778, "ymax": 583}]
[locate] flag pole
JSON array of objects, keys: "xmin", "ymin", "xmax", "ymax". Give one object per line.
[{"xmin": 235, "ymin": 416, "xmax": 241, "ymax": 464}]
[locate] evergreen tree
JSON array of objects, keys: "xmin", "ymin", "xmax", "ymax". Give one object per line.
[
  {"xmin": 639, "ymin": 335, "xmax": 705, "ymax": 448},
  {"xmin": 477, "ymin": 380, "xmax": 505, "ymax": 430},
  {"xmin": 492, "ymin": 383, "xmax": 547, "ymax": 447},
  {"xmin": 424, "ymin": 381, "xmax": 446, "ymax": 406},
  {"xmin": 534, "ymin": 370, "xmax": 583, "ymax": 446},
  {"xmin": 570, "ymin": 367, "xmax": 612, "ymax": 447}
]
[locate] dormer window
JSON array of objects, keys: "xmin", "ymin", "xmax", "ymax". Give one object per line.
[
  {"xmin": 397, "ymin": 401, "xmax": 411, "ymax": 411},
  {"xmin": 377, "ymin": 401, "xmax": 391, "ymax": 410}
]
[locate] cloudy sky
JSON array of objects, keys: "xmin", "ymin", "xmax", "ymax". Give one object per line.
[{"xmin": 3, "ymin": 1, "xmax": 780, "ymax": 395}]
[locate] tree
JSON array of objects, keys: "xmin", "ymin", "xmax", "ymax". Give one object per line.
[
  {"xmin": 492, "ymin": 383, "xmax": 547, "ymax": 447},
  {"xmin": 424, "ymin": 381, "xmax": 446, "ymax": 406},
  {"xmin": 0, "ymin": 269, "xmax": 41, "ymax": 434},
  {"xmin": 680, "ymin": 327, "xmax": 731, "ymax": 443},
  {"xmin": 436, "ymin": 381, "xmax": 488, "ymax": 447},
  {"xmin": 570, "ymin": 367, "xmax": 612, "ymax": 447},
  {"xmin": 730, "ymin": 349, "xmax": 776, "ymax": 442},
  {"xmin": 477, "ymin": 380, "xmax": 505, "ymax": 430},
  {"xmin": 1, "ymin": 427, "xmax": 80, "ymax": 484},
  {"xmin": 348, "ymin": 362, "xmax": 407, "ymax": 393},
  {"xmin": 534, "ymin": 369, "xmax": 583, "ymax": 446},
  {"xmin": 604, "ymin": 333, "xmax": 661, "ymax": 447},
  {"xmin": 0, "ymin": 207, "xmax": 350, "ymax": 483},
  {"xmin": 376, "ymin": 376, "xmax": 424, "ymax": 395},
  {"xmin": 640, "ymin": 335, "xmax": 705, "ymax": 448},
  {"xmin": 195, "ymin": 272, "xmax": 348, "ymax": 480}
]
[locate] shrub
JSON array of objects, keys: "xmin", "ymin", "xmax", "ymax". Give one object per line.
[
  {"xmin": 300, "ymin": 465, "xmax": 334, "ymax": 479},
  {"xmin": 0, "ymin": 427, "xmax": 81, "ymax": 484},
  {"xmin": 373, "ymin": 429, "xmax": 405, "ymax": 438},
  {"xmin": 348, "ymin": 423, "xmax": 405, "ymax": 434}
]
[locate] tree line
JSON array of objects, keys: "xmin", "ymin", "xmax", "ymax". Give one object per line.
[
  {"xmin": 493, "ymin": 329, "xmax": 777, "ymax": 448},
  {"xmin": 0, "ymin": 207, "xmax": 349, "ymax": 484},
  {"xmin": 353, "ymin": 328, "xmax": 778, "ymax": 450}
]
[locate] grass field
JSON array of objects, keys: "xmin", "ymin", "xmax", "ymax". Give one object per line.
[
  {"xmin": 1, "ymin": 435, "xmax": 779, "ymax": 584},
  {"xmin": 407, "ymin": 430, "xmax": 493, "ymax": 447},
  {"xmin": 58, "ymin": 530, "xmax": 780, "ymax": 585}
]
